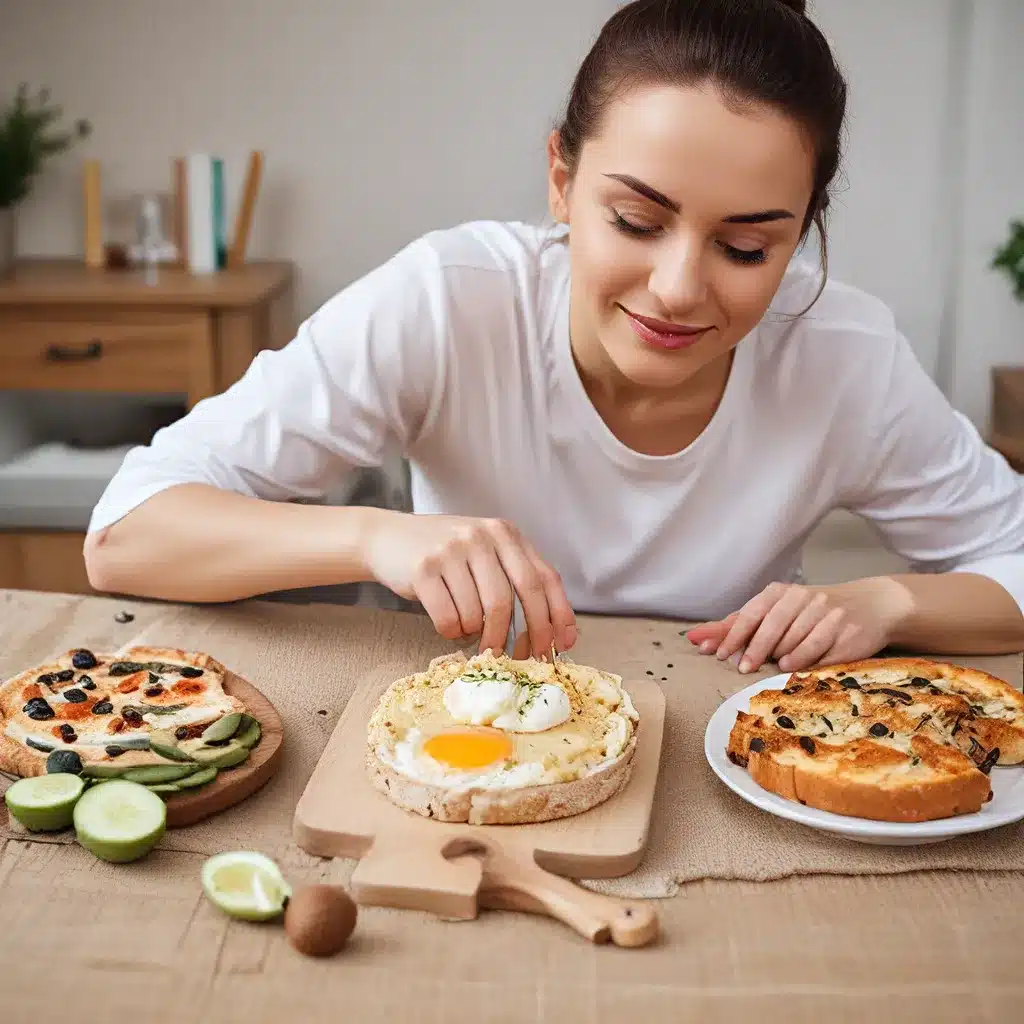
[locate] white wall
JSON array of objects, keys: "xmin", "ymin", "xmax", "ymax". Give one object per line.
[{"xmin": 1, "ymin": 0, "xmax": 1020, "ymax": 428}]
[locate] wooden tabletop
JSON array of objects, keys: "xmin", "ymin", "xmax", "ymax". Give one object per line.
[
  {"xmin": 0, "ymin": 589, "xmax": 1020, "ymax": 1024},
  {"xmin": 0, "ymin": 258, "xmax": 293, "ymax": 309}
]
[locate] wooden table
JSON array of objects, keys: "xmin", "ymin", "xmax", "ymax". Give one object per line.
[
  {"xmin": 0, "ymin": 258, "xmax": 295, "ymax": 595},
  {"xmin": 0, "ymin": 589, "xmax": 1020, "ymax": 1024}
]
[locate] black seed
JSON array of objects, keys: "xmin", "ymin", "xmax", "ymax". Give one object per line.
[
  {"xmin": 851, "ymin": 706, "xmax": 859, "ymax": 717},
  {"xmin": 55, "ymin": 669, "xmax": 75, "ymax": 683},
  {"xmin": 869, "ymin": 723, "xmax": 889, "ymax": 737},
  {"xmin": 646, "ymin": 670, "xmax": 654, "ymax": 676},
  {"xmin": 910, "ymin": 676, "xmax": 931, "ymax": 687},
  {"xmin": 799, "ymin": 737, "xmax": 816, "ymax": 754},
  {"xmin": 62, "ymin": 688, "xmax": 87, "ymax": 703},
  {"xmin": 105, "ymin": 745, "xmax": 127, "ymax": 757},
  {"xmin": 652, "ymin": 641, "xmax": 661, "ymax": 647},
  {"xmin": 782, "ymin": 685, "xmax": 803, "ymax": 695},
  {"xmin": 776, "ymin": 715, "xmax": 795, "ymax": 729},
  {"xmin": 91, "ymin": 701, "xmax": 113, "ymax": 715},
  {"xmin": 114, "ymin": 611, "xmax": 135, "ymax": 623},
  {"xmin": 866, "ymin": 687, "xmax": 914, "ymax": 705},
  {"xmin": 821, "ymin": 715, "xmax": 834, "ymax": 731},
  {"xmin": 175, "ymin": 726, "xmax": 189, "ymax": 739},
  {"xmin": 59, "ymin": 723, "xmax": 75, "ymax": 737},
  {"xmin": 179, "ymin": 666, "xmax": 204, "ymax": 678},
  {"xmin": 929, "ymin": 686, "xmax": 942, "ymax": 695},
  {"xmin": 47, "ymin": 750, "xmax": 83, "ymax": 774},
  {"xmin": 79, "ymin": 676, "xmax": 96, "ymax": 690},
  {"xmin": 911, "ymin": 756, "xmax": 921, "ymax": 766},
  {"xmin": 61, "ymin": 731, "xmax": 77, "ymax": 744},
  {"xmin": 749, "ymin": 738, "xmax": 765, "ymax": 753},
  {"xmin": 979, "ymin": 747, "xmax": 1000, "ymax": 775},
  {"xmin": 772, "ymin": 705, "xmax": 782, "ymax": 714},
  {"xmin": 316, "ymin": 710, "xmax": 327, "ymax": 717},
  {"xmin": 37, "ymin": 673, "xmax": 55, "ymax": 685},
  {"xmin": 839, "ymin": 677, "xmax": 861, "ymax": 690},
  {"xmin": 667, "ymin": 663, "xmax": 673, "ymax": 668},
  {"xmin": 816, "ymin": 681, "xmax": 830, "ymax": 691},
  {"xmin": 661, "ymin": 676, "xmax": 667, "ymax": 681},
  {"xmin": 26, "ymin": 702, "xmax": 55, "ymax": 720},
  {"xmin": 23, "ymin": 696, "xmax": 50, "ymax": 711},
  {"xmin": 144, "ymin": 686, "xmax": 164, "ymax": 698},
  {"xmin": 71, "ymin": 650, "xmax": 97, "ymax": 670},
  {"xmin": 818, "ymin": 733, "xmax": 827, "ymax": 738},
  {"xmin": 123, "ymin": 708, "xmax": 144, "ymax": 726}
]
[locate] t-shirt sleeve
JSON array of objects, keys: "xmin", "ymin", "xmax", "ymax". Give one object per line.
[
  {"xmin": 842, "ymin": 331, "xmax": 1024, "ymax": 612},
  {"xmin": 87, "ymin": 237, "xmax": 448, "ymax": 533}
]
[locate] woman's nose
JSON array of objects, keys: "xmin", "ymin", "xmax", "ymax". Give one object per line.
[{"xmin": 647, "ymin": 237, "xmax": 708, "ymax": 314}]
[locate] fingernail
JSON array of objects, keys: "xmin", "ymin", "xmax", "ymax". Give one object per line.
[
  {"xmin": 699, "ymin": 640, "xmax": 715, "ymax": 654},
  {"xmin": 716, "ymin": 647, "xmax": 729, "ymax": 660},
  {"xmin": 738, "ymin": 658, "xmax": 752, "ymax": 674}
]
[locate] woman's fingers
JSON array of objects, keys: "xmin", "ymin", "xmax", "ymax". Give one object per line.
[
  {"xmin": 716, "ymin": 583, "xmax": 794, "ymax": 665},
  {"xmin": 413, "ymin": 572, "xmax": 465, "ymax": 642},
  {"xmin": 440, "ymin": 560, "xmax": 485, "ymax": 639},
  {"xmin": 769, "ymin": 592, "xmax": 830, "ymax": 662},
  {"xmin": 489, "ymin": 520, "xmax": 558, "ymax": 657},
  {"xmin": 776, "ymin": 607, "xmax": 846, "ymax": 670},
  {"xmin": 466, "ymin": 544, "xmax": 516, "ymax": 655}
]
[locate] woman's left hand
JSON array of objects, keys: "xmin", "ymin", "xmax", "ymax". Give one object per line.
[{"xmin": 685, "ymin": 578, "xmax": 914, "ymax": 674}]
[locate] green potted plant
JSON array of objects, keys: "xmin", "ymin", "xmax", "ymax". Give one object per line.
[
  {"xmin": 0, "ymin": 83, "xmax": 91, "ymax": 278},
  {"xmin": 992, "ymin": 220, "xmax": 1024, "ymax": 302}
]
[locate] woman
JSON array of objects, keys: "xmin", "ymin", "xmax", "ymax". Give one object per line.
[{"xmin": 85, "ymin": 0, "xmax": 1024, "ymax": 674}]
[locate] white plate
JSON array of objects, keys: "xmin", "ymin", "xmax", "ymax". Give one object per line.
[{"xmin": 704, "ymin": 673, "xmax": 1024, "ymax": 845}]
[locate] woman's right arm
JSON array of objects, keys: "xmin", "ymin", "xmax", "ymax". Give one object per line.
[{"xmin": 83, "ymin": 238, "xmax": 576, "ymax": 656}]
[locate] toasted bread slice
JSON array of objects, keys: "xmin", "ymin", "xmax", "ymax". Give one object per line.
[{"xmin": 726, "ymin": 657, "xmax": 1022, "ymax": 822}]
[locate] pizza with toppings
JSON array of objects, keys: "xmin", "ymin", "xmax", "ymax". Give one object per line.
[
  {"xmin": 726, "ymin": 657, "xmax": 1024, "ymax": 823},
  {"xmin": 0, "ymin": 646, "xmax": 262, "ymax": 795}
]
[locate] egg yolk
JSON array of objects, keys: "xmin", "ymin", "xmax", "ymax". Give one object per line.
[{"xmin": 423, "ymin": 728, "xmax": 513, "ymax": 769}]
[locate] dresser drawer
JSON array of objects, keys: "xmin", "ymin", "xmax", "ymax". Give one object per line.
[{"xmin": 0, "ymin": 311, "xmax": 213, "ymax": 396}]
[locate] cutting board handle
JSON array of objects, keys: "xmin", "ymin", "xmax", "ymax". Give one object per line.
[
  {"xmin": 476, "ymin": 847, "xmax": 659, "ymax": 947},
  {"xmin": 349, "ymin": 829, "xmax": 484, "ymax": 919}
]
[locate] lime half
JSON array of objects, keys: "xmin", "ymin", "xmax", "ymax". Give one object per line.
[
  {"xmin": 201, "ymin": 851, "xmax": 292, "ymax": 922},
  {"xmin": 73, "ymin": 779, "xmax": 167, "ymax": 863},
  {"xmin": 4, "ymin": 773, "xmax": 85, "ymax": 832}
]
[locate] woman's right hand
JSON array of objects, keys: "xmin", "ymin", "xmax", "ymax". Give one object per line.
[{"xmin": 362, "ymin": 510, "xmax": 577, "ymax": 657}]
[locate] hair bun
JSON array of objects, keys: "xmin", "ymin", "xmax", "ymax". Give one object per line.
[{"xmin": 777, "ymin": 0, "xmax": 807, "ymax": 13}]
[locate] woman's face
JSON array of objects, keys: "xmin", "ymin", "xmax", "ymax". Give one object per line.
[{"xmin": 549, "ymin": 84, "xmax": 815, "ymax": 392}]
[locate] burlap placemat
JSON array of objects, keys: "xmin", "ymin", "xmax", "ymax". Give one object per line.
[{"xmin": 3, "ymin": 589, "xmax": 1024, "ymax": 899}]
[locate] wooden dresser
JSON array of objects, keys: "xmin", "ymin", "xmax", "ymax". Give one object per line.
[{"xmin": 0, "ymin": 258, "xmax": 295, "ymax": 594}]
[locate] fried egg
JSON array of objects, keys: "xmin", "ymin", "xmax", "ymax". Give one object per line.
[{"xmin": 367, "ymin": 649, "xmax": 639, "ymax": 793}]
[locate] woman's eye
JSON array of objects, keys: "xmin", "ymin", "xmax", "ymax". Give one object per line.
[
  {"xmin": 611, "ymin": 212, "xmax": 661, "ymax": 237},
  {"xmin": 720, "ymin": 242, "xmax": 767, "ymax": 265}
]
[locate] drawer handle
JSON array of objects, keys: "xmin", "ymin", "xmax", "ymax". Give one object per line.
[{"xmin": 45, "ymin": 340, "xmax": 103, "ymax": 362}]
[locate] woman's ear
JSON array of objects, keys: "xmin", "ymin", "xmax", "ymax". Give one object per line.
[{"xmin": 546, "ymin": 130, "xmax": 571, "ymax": 224}]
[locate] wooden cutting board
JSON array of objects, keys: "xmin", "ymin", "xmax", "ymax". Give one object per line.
[
  {"xmin": 293, "ymin": 668, "xmax": 666, "ymax": 946},
  {"xmin": 164, "ymin": 671, "xmax": 284, "ymax": 827}
]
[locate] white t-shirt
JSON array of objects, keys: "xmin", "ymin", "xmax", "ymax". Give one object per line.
[{"xmin": 89, "ymin": 219, "xmax": 1024, "ymax": 620}]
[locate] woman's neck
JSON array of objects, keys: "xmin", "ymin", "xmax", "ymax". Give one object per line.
[{"xmin": 569, "ymin": 329, "xmax": 735, "ymax": 457}]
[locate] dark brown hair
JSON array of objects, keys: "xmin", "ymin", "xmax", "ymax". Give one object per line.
[{"xmin": 557, "ymin": 0, "xmax": 847, "ymax": 291}]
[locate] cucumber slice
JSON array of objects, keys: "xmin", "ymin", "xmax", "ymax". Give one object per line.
[
  {"xmin": 121, "ymin": 764, "xmax": 197, "ymax": 785},
  {"xmin": 201, "ymin": 851, "xmax": 291, "ymax": 921},
  {"xmin": 235, "ymin": 719, "xmax": 262, "ymax": 750},
  {"xmin": 73, "ymin": 780, "xmax": 167, "ymax": 863},
  {"xmin": 4, "ymin": 773, "xmax": 84, "ymax": 832},
  {"xmin": 82, "ymin": 764, "xmax": 132, "ymax": 779},
  {"xmin": 173, "ymin": 766, "xmax": 218, "ymax": 789}
]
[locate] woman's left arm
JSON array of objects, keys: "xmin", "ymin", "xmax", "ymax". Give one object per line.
[{"xmin": 690, "ymin": 331, "xmax": 1024, "ymax": 672}]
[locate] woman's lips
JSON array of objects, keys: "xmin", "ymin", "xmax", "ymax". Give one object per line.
[{"xmin": 622, "ymin": 308, "xmax": 712, "ymax": 350}]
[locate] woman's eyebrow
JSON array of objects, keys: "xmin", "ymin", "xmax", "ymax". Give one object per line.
[{"xmin": 603, "ymin": 173, "xmax": 795, "ymax": 224}]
